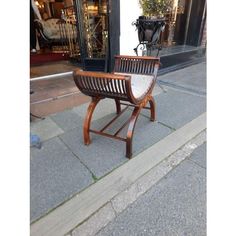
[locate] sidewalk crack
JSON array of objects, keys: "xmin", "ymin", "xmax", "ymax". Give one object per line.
[
  {"xmin": 58, "ymin": 136, "xmax": 98, "ymax": 181},
  {"xmin": 187, "ymin": 159, "xmax": 206, "ymax": 169},
  {"xmin": 157, "ymin": 121, "xmax": 176, "ymax": 131}
]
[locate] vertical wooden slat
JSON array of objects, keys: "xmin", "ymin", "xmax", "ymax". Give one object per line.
[
  {"xmin": 140, "ymin": 60, "xmax": 144, "ymax": 74},
  {"xmin": 87, "ymin": 77, "xmax": 93, "ymax": 91},
  {"xmin": 95, "ymin": 77, "xmax": 102, "ymax": 92},
  {"xmin": 129, "ymin": 59, "xmax": 133, "ymax": 73},
  {"xmin": 126, "ymin": 59, "xmax": 130, "ymax": 73},
  {"xmin": 146, "ymin": 61, "xmax": 149, "ymax": 74},
  {"xmin": 145, "ymin": 60, "xmax": 149, "ymax": 73},
  {"xmin": 126, "ymin": 58, "xmax": 130, "ymax": 72},
  {"xmin": 131, "ymin": 59, "xmax": 134, "ymax": 73},
  {"xmin": 142, "ymin": 61, "xmax": 147, "ymax": 74},
  {"xmin": 149, "ymin": 61, "xmax": 153, "ymax": 74},
  {"xmin": 114, "ymin": 79, "xmax": 120, "ymax": 93},
  {"xmin": 120, "ymin": 58, "xmax": 124, "ymax": 72},
  {"xmin": 121, "ymin": 79, "xmax": 126, "ymax": 94},
  {"xmin": 110, "ymin": 79, "xmax": 116, "ymax": 94},
  {"xmin": 123, "ymin": 58, "xmax": 126, "ymax": 72},
  {"xmin": 81, "ymin": 76, "xmax": 87, "ymax": 90},
  {"xmin": 145, "ymin": 60, "xmax": 149, "ymax": 74},
  {"xmin": 139, "ymin": 60, "xmax": 143, "ymax": 73},
  {"xmin": 132, "ymin": 59, "xmax": 136, "ymax": 73},
  {"xmin": 90, "ymin": 77, "xmax": 96, "ymax": 91},
  {"xmin": 107, "ymin": 79, "xmax": 112, "ymax": 93},
  {"xmin": 92, "ymin": 76, "xmax": 98, "ymax": 92},
  {"xmin": 105, "ymin": 78, "xmax": 111, "ymax": 93},
  {"xmin": 118, "ymin": 80, "xmax": 123, "ymax": 94},
  {"xmin": 86, "ymin": 76, "xmax": 91, "ymax": 91},
  {"xmin": 136, "ymin": 59, "xmax": 139, "ymax": 73},
  {"xmin": 101, "ymin": 78, "xmax": 107, "ymax": 93}
]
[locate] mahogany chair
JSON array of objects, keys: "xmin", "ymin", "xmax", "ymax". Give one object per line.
[{"xmin": 73, "ymin": 55, "xmax": 160, "ymax": 158}]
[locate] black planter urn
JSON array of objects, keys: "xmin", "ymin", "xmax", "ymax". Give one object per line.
[{"xmin": 133, "ymin": 16, "xmax": 166, "ymax": 56}]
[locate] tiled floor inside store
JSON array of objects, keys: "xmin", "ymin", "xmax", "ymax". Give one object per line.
[{"xmin": 30, "ymin": 60, "xmax": 79, "ymax": 78}]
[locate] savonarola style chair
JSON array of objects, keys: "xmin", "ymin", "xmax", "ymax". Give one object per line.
[{"xmin": 73, "ymin": 55, "xmax": 160, "ymax": 158}]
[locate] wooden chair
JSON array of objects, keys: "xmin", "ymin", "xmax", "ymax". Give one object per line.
[{"xmin": 73, "ymin": 55, "xmax": 160, "ymax": 158}]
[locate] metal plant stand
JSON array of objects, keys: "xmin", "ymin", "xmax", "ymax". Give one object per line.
[
  {"xmin": 133, "ymin": 17, "xmax": 166, "ymax": 92},
  {"xmin": 133, "ymin": 17, "xmax": 166, "ymax": 57}
]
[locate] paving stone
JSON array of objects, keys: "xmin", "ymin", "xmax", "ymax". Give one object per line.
[
  {"xmin": 60, "ymin": 110, "xmax": 172, "ymax": 178},
  {"xmin": 30, "ymin": 117, "xmax": 64, "ymax": 142},
  {"xmin": 159, "ymin": 62, "xmax": 206, "ymax": 94},
  {"xmin": 97, "ymin": 159, "xmax": 206, "ymax": 236},
  {"xmin": 30, "ymin": 137, "xmax": 94, "ymax": 222},
  {"xmin": 50, "ymin": 109, "xmax": 84, "ymax": 131},
  {"xmin": 189, "ymin": 142, "xmax": 206, "ymax": 168},
  {"xmin": 141, "ymin": 89, "xmax": 206, "ymax": 130}
]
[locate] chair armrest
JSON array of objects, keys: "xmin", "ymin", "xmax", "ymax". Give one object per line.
[{"xmin": 73, "ymin": 70, "xmax": 134, "ymax": 102}]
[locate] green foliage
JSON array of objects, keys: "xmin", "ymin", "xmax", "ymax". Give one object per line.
[{"xmin": 139, "ymin": 0, "xmax": 174, "ymax": 17}]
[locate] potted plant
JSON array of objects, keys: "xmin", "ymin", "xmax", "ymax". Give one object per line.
[
  {"xmin": 133, "ymin": 0, "xmax": 174, "ymax": 55},
  {"xmin": 139, "ymin": 0, "xmax": 173, "ymax": 19}
]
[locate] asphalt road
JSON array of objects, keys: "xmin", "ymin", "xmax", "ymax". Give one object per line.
[{"xmin": 96, "ymin": 143, "xmax": 206, "ymax": 236}]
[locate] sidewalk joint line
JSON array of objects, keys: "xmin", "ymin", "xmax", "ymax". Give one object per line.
[
  {"xmin": 157, "ymin": 121, "xmax": 176, "ymax": 131},
  {"xmin": 58, "ymin": 136, "xmax": 99, "ymax": 181},
  {"xmin": 187, "ymin": 156, "xmax": 206, "ymax": 170}
]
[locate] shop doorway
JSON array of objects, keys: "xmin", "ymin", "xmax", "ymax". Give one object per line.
[
  {"xmin": 30, "ymin": 0, "xmax": 119, "ymax": 76},
  {"xmin": 74, "ymin": 0, "xmax": 120, "ymax": 72},
  {"xmin": 30, "ymin": 0, "xmax": 81, "ymax": 76}
]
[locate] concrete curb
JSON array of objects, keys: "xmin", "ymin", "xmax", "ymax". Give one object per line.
[{"xmin": 31, "ymin": 113, "xmax": 206, "ymax": 236}]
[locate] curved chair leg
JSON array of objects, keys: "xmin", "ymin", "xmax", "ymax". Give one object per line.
[
  {"xmin": 115, "ymin": 99, "xmax": 121, "ymax": 114},
  {"xmin": 126, "ymin": 106, "xmax": 142, "ymax": 158},
  {"xmin": 84, "ymin": 97, "xmax": 101, "ymax": 145},
  {"xmin": 148, "ymin": 96, "xmax": 156, "ymax": 122}
]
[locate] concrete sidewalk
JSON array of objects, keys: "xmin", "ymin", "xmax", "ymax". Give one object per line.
[{"xmin": 30, "ymin": 62, "xmax": 206, "ymax": 234}]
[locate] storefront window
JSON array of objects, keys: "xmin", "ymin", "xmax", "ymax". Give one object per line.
[
  {"xmin": 161, "ymin": 0, "xmax": 206, "ymax": 48},
  {"xmin": 81, "ymin": 0, "xmax": 109, "ymax": 58},
  {"xmin": 30, "ymin": 0, "xmax": 111, "ymax": 77},
  {"xmin": 160, "ymin": 0, "xmax": 188, "ymax": 46},
  {"xmin": 30, "ymin": 0, "xmax": 81, "ymax": 77}
]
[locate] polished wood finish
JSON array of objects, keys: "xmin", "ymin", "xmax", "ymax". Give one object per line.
[
  {"xmin": 83, "ymin": 97, "xmax": 101, "ymax": 145},
  {"xmin": 73, "ymin": 55, "xmax": 160, "ymax": 158}
]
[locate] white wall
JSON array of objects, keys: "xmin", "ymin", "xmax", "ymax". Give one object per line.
[{"xmin": 120, "ymin": 0, "xmax": 142, "ymax": 55}]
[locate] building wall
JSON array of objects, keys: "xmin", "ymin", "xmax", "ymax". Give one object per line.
[{"xmin": 120, "ymin": 0, "xmax": 142, "ymax": 55}]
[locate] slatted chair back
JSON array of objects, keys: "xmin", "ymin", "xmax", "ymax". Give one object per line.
[
  {"xmin": 73, "ymin": 70, "xmax": 133, "ymax": 102},
  {"xmin": 114, "ymin": 55, "xmax": 160, "ymax": 78}
]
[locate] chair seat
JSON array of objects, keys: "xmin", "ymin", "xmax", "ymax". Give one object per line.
[{"xmin": 115, "ymin": 73, "xmax": 154, "ymax": 99}]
